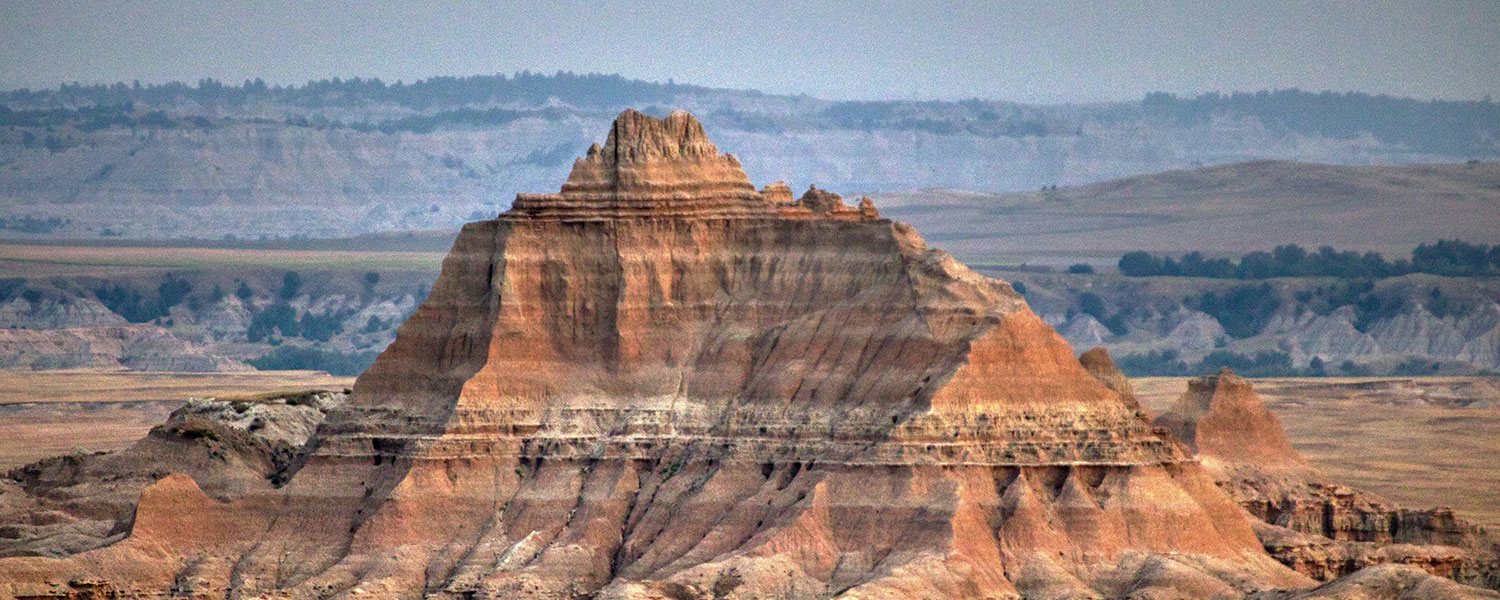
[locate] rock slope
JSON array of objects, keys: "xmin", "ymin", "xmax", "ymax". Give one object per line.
[
  {"xmin": 0, "ymin": 390, "xmax": 346, "ymax": 559},
  {"xmin": 1150, "ymin": 367, "xmax": 1499, "ymax": 593},
  {"xmin": 1155, "ymin": 368, "xmax": 1309, "ymax": 471},
  {"xmin": 0, "ymin": 109, "xmax": 1426, "ymax": 599}
]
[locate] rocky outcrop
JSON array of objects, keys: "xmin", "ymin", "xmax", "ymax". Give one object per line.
[
  {"xmin": 0, "ymin": 297, "xmax": 123, "ymax": 330},
  {"xmin": 1058, "ymin": 313, "xmax": 1111, "ymax": 347},
  {"xmin": 1155, "ymin": 368, "xmax": 1309, "ymax": 470},
  {"xmin": 1079, "ymin": 347, "xmax": 1143, "ymax": 412},
  {"xmin": 1151, "ymin": 371, "xmax": 1500, "ymax": 592},
  {"xmin": 2, "ymin": 109, "xmax": 1449, "ymax": 599},
  {"xmin": 0, "ymin": 390, "xmax": 346, "ymax": 558},
  {"xmin": 511, "ymin": 110, "xmax": 880, "ymax": 224}
]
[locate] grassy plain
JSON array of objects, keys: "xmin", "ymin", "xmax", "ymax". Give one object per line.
[
  {"xmin": 0, "ymin": 370, "xmax": 354, "ymax": 468},
  {"xmin": 1134, "ymin": 376, "xmax": 1500, "ymax": 529},
  {"xmin": 0, "ymin": 243, "xmax": 445, "ymax": 277},
  {"xmin": 876, "ymin": 161, "xmax": 1500, "ymax": 267}
]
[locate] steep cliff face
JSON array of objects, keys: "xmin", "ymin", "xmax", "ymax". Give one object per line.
[{"xmin": 0, "ymin": 110, "xmax": 1315, "ymax": 599}]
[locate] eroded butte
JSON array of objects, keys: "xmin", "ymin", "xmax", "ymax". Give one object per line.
[{"xmin": 2, "ymin": 110, "xmax": 1490, "ymax": 600}]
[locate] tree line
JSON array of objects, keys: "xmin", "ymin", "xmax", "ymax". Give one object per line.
[
  {"xmin": 1119, "ymin": 240, "xmax": 1500, "ymax": 279},
  {"xmin": 1142, "ymin": 89, "xmax": 1500, "ymax": 156},
  {"xmin": 1, "ymin": 71, "xmax": 687, "ymax": 112},
  {"xmin": 6, "ymin": 76, "xmax": 1495, "ymax": 156}
]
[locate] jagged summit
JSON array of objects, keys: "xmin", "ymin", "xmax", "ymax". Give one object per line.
[
  {"xmin": 511, "ymin": 109, "xmax": 879, "ymax": 220},
  {"xmin": 592, "ymin": 108, "xmax": 721, "ymax": 163}
]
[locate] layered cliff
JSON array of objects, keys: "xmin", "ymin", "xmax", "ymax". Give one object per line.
[{"xmin": 0, "ymin": 110, "xmax": 1332, "ymax": 599}]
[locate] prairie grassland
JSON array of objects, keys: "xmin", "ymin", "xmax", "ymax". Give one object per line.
[
  {"xmin": 0, "ymin": 370, "xmax": 354, "ymax": 405},
  {"xmin": 0, "ymin": 243, "xmax": 445, "ymax": 277},
  {"xmin": 877, "ymin": 161, "xmax": 1500, "ymax": 267},
  {"xmin": 1134, "ymin": 376, "xmax": 1500, "ymax": 529},
  {"xmin": 0, "ymin": 370, "xmax": 354, "ymax": 468}
]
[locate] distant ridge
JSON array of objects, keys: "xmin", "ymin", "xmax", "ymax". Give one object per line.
[
  {"xmin": 2, "ymin": 72, "xmax": 1496, "ymax": 241},
  {"xmin": 878, "ymin": 159, "xmax": 1500, "ymax": 262}
]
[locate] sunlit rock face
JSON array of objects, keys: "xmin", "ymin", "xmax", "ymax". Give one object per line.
[
  {"xmin": 0, "ymin": 110, "xmax": 1315, "ymax": 600},
  {"xmin": 1154, "ymin": 369, "xmax": 1500, "ymax": 593}
]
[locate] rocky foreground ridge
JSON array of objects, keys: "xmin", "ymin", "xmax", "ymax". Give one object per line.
[{"xmin": 0, "ymin": 110, "xmax": 1491, "ymax": 599}]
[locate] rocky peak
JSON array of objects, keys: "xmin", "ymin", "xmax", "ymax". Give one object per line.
[
  {"xmin": 1186, "ymin": 366, "xmax": 1254, "ymax": 403},
  {"xmin": 1079, "ymin": 347, "xmax": 1143, "ymax": 412},
  {"xmin": 512, "ymin": 109, "xmax": 883, "ymax": 222},
  {"xmin": 595, "ymin": 108, "xmax": 721, "ymax": 163},
  {"xmin": 760, "ymin": 180, "xmax": 794, "ymax": 204},
  {"xmin": 797, "ymin": 184, "xmax": 845, "ymax": 213},
  {"xmin": 0, "ymin": 110, "xmax": 1325, "ymax": 600},
  {"xmin": 1156, "ymin": 367, "xmax": 1309, "ymax": 469}
]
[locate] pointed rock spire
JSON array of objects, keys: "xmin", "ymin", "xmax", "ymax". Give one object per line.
[
  {"xmin": 507, "ymin": 109, "xmax": 886, "ymax": 222},
  {"xmin": 1153, "ymin": 367, "xmax": 1309, "ymax": 470}
]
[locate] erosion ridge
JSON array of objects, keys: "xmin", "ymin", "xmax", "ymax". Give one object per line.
[{"xmin": 0, "ymin": 109, "xmax": 1471, "ymax": 599}]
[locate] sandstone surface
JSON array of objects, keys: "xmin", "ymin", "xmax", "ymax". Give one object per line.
[
  {"xmin": 1154, "ymin": 368, "xmax": 1308, "ymax": 471},
  {"xmin": 2, "ymin": 109, "xmax": 1472, "ymax": 599}
]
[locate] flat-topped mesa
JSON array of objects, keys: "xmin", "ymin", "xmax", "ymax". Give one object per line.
[{"xmin": 509, "ymin": 109, "xmax": 879, "ymax": 221}]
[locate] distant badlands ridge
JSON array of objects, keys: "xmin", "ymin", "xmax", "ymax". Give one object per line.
[{"xmin": 0, "ymin": 110, "xmax": 1496, "ymax": 600}]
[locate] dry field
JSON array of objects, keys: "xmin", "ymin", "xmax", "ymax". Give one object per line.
[
  {"xmin": 876, "ymin": 161, "xmax": 1500, "ymax": 267},
  {"xmin": 0, "ymin": 242, "xmax": 445, "ymax": 278},
  {"xmin": 1135, "ymin": 376, "xmax": 1500, "ymax": 529},
  {"xmin": 0, "ymin": 370, "xmax": 353, "ymax": 468}
]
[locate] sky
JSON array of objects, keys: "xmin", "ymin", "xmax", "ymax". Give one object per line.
[{"xmin": 2, "ymin": 1, "xmax": 1497, "ymax": 104}]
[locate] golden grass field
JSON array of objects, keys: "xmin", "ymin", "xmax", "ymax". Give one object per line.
[
  {"xmin": 876, "ymin": 161, "xmax": 1500, "ymax": 267},
  {"xmin": 1135, "ymin": 376, "xmax": 1500, "ymax": 529},
  {"xmin": 0, "ymin": 370, "xmax": 354, "ymax": 468},
  {"xmin": 0, "ymin": 243, "xmax": 445, "ymax": 277}
]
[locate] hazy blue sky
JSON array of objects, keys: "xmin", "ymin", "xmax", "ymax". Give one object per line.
[{"xmin": 2, "ymin": 1, "xmax": 1497, "ymax": 103}]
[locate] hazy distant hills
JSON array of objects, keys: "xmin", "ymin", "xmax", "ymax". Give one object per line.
[
  {"xmin": 1, "ymin": 72, "xmax": 1497, "ymax": 240},
  {"xmin": 878, "ymin": 160, "xmax": 1500, "ymax": 266}
]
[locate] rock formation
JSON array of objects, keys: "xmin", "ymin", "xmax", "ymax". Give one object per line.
[
  {"xmin": 0, "ymin": 390, "xmax": 346, "ymax": 559},
  {"xmin": 1154, "ymin": 368, "xmax": 1308, "ymax": 471},
  {"xmin": 1078, "ymin": 347, "xmax": 1143, "ymax": 412},
  {"xmin": 1152, "ymin": 369, "xmax": 1500, "ymax": 593},
  {"xmin": 4, "ymin": 109, "xmax": 1486, "ymax": 599}
]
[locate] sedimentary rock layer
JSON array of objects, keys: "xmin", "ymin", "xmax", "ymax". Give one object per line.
[{"xmin": 1, "ymin": 110, "xmax": 1322, "ymax": 599}]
